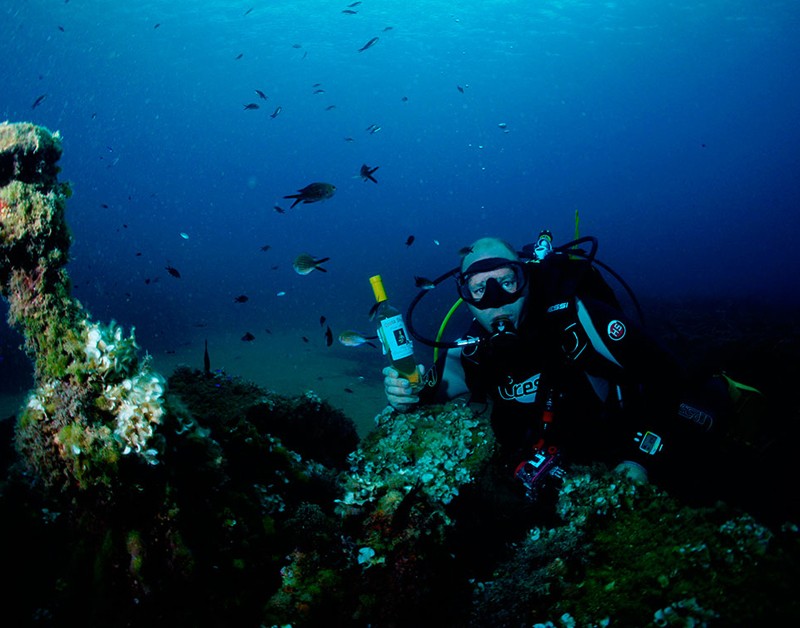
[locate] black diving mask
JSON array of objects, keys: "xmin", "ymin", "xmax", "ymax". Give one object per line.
[{"xmin": 456, "ymin": 258, "xmax": 528, "ymax": 310}]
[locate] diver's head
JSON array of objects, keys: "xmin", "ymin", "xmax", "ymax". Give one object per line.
[{"xmin": 457, "ymin": 237, "xmax": 528, "ymax": 333}]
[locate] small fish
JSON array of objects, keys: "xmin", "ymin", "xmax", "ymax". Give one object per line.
[
  {"xmin": 58, "ymin": 25, "xmax": 65, "ymax": 32},
  {"xmin": 344, "ymin": 387, "xmax": 354, "ymax": 393},
  {"xmin": 179, "ymin": 232, "xmax": 189, "ymax": 239},
  {"xmin": 283, "ymin": 182, "xmax": 336, "ymax": 208},
  {"xmin": 264, "ymin": 328, "xmax": 272, "ymax": 334},
  {"xmin": 165, "ymin": 265, "xmax": 181, "ymax": 278},
  {"xmin": 235, "ymin": 53, "xmax": 244, "ymax": 60},
  {"xmin": 433, "ymin": 239, "xmax": 440, "ymax": 246},
  {"xmin": 244, "ymin": 7, "xmax": 253, "ymax": 16},
  {"xmin": 348, "ymin": 1, "xmax": 362, "ymax": 6},
  {"xmin": 255, "ymin": 89, "xmax": 267, "ymax": 100},
  {"xmin": 241, "ymin": 332, "xmax": 255, "ymax": 342},
  {"xmin": 270, "ymin": 105, "xmax": 282, "ymax": 118},
  {"xmin": 276, "ymin": 291, "xmax": 286, "ymax": 296},
  {"xmin": 325, "ymin": 104, "xmax": 337, "ymax": 110},
  {"xmin": 293, "ymin": 253, "xmax": 330, "ymax": 275},
  {"xmin": 338, "ymin": 330, "xmax": 378, "ymax": 348},
  {"xmin": 234, "ymin": 295, "xmax": 249, "ymax": 303},
  {"xmin": 100, "ymin": 203, "xmax": 109, "ymax": 208},
  {"xmin": 358, "ymin": 37, "xmax": 379, "ymax": 52},
  {"xmin": 31, "ymin": 94, "xmax": 47, "ymax": 109},
  {"xmin": 415, "ymin": 276, "xmax": 435, "ymax": 290},
  {"xmin": 320, "ymin": 315, "xmax": 327, "ymax": 326},
  {"xmin": 342, "ymin": 9, "xmax": 357, "ymax": 14},
  {"xmin": 324, "ymin": 325, "xmax": 333, "ymax": 347},
  {"xmin": 344, "ymin": 137, "xmax": 355, "ymax": 143},
  {"xmin": 458, "ymin": 245, "xmax": 474, "ymax": 256},
  {"xmin": 302, "ymin": 336, "xmax": 309, "ymax": 343},
  {"xmin": 313, "ymin": 88, "xmax": 325, "ymax": 94},
  {"xmin": 292, "ymin": 43, "xmax": 302, "ymax": 49},
  {"xmin": 359, "ymin": 163, "xmax": 379, "ymax": 184},
  {"xmin": 383, "ymin": 26, "xmax": 394, "ymax": 32},
  {"xmin": 273, "ymin": 205, "xmax": 286, "ymax": 214},
  {"xmin": 457, "ymin": 85, "xmax": 464, "ymax": 94},
  {"xmin": 365, "ymin": 123, "xmax": 382, "ymax": 134},
  {"xmin": 243, "ymin": 103, "xmax": 260, "ymax": 110},
  {"xmin": 154, "ymin": 23, "xmax": 160, "ymax": 29},
  {"xmin": 401, "ymin": 96, "xmax": 408, "ymax": 102},
  {"xmin": 260, "ymin": 244, "xmax": 272, "ymax": 252},
  {"xmin": 203, "ymin": 339, "xmax": 211, "ymax": 376},
  {"xmin": 405, "ymin": 235, "xmax": 415, "ymax": 247}
]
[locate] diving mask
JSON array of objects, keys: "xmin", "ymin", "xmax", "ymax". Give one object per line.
[{"xmin": 456, "ymin": 258, "xmax": 528, "ymax": 310}]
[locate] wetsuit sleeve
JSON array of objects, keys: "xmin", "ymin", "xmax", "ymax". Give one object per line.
[{"xmin": 418, "ymin": 347, "xmax": 471, "ymax": 404}]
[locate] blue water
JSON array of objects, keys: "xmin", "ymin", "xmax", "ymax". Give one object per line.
[{"xmin": 2, "ymin": 0, "xmax": 799, "ymax": 392}]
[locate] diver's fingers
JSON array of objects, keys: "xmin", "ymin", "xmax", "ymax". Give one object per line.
[{"xmin": 383, "ymin": 366, "xmax": 420, "ymax": 409}]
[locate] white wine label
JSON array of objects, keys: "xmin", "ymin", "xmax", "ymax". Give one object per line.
[{"xmin": 379, "ymin": 314, "xmax": 414, "ymax": 360}]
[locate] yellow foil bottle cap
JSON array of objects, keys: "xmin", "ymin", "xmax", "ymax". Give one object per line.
[{"xmin": 369, "ymin": 274, "xmax": 387, "ymax": 303}]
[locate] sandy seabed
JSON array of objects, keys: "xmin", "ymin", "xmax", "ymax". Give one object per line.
[{"xmin": 0, "ymin": 327, "xmax": 389, "ymax": 438}]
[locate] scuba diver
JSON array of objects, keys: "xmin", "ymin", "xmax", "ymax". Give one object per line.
[{"xmin": 383, "ymin": 233, "xmax": 774, "ymax": 507}]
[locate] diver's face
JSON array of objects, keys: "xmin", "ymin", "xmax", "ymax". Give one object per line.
[{"xmin": 465, "ymin": 267, "xmax": 526, "ymax": 332}]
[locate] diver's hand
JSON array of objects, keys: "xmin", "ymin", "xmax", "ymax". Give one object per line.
[{"xmin": 383, "ymin": 365, "xmax": 423, "ymax": 412}]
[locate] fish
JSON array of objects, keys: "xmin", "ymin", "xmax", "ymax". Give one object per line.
[
  {"xmin": 415, "ymin": 276, "xmax": 435, "ymax": 290},
  {"xmin": 241, "ymin": 332, "xmax": 255, "ymax": 342},
  {"xmin": 233, "ymin": 295, "xmax": 249, "ymax": 303},
  {"xmin": 405, "ymin": 235, "xmax": 415, "ymax": 247},
  {"xmin": 273, "ymin": 205, "xmax": 286, "ymax": 214},
  {"xmin": 320, "ymin": 316, "xmax": 327, "ymax": 326},
  {"xmin": 31, "ymin": 94, "xmax": 47, "ymax": 109},
  {"xmin": 235, "ymin": 53, "xmax": 244, "ymax": 60},
  {"xmin": 344, "ymin": 137, "xmax": 355, "ymax": 143},
  {"xmin": 243, "ymin": 103, "xmax": 259, "ymax": 110},
  {"xmin": 344, "ymin": 387, "xmax": 354, "ymax": 393},
  {"xmin": 360, "ymin": 164, "xmax": 379, "ymax": 184},
  {"xmin": 365, "ymin": 123, "xmax": 381, "ymax": 134},
  {"xmin": 179, "ymin": 232, "xmax": 189, "ymax": 239},
  {"xmin": 313, "ymin": 88, "xmax": 325, "ymax": 94},
  {"xmin": 458, "ymin": 245, "xmax": 474, "ymax": 256},
  {"xmin": 457, "ymin": 85, "xmax": 464, "ymax": 94},
  {"xmin": 276, "ymin": 291, "xmax": 286, "ymax": 296},
  {"xmin": 165, "ymin": 265, "xmax": 181, "ymax": 278},
  {"xmin": 293, "ymin": 253, "xmax": 330, "ymax": 275},
  {"xmin": 255, "ymin": 89, "xmax": 267, "ymax": 100},
  {"xmin": 302, "ymin": 336, "xmax": 309, "ymax": 343},
  {"xmin": 270, "ymin": 105, "xmax": 282, "ymax": 118},
  {"xmin": 383, "ymin": 26, "xmax": 394, "ymax": 32},
  {"xmin": 283, "ymin": 182, "xmax": 336, "ymax": 208},
  {"xmin": 348, "ymin": 1, "xmax": 362, "ymax": 6},
  {"xmin": 358, "ymin": 37, "xmax": 379, "ymax": 52},
  {"xmin": 260, "ymin": 244, "xmax": 271, "ymax": 252},
  {"xmin": 324, "ymin": 325, "xmax": 333, "ymax": 347},
  {"xmin": 342, "ymin": 9, "xmax": 357, "ymax": 14},
  {"xmin": 325, "ymin": 105, "xmax": 337, "ymax": 110},
  {"xmin": 338, "ymin": 330, "xmax": 378, "ymax": 348},
  {"xmin": 203, "ymin": 339, "xmax": 210, "ymax": 376},
  {"xmin": 244, "ymin": 7, "xmax": 253, "ymax": 15}
]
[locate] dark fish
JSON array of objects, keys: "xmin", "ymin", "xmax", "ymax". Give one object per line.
[
  {"xmin": 235, "ymin": 53, "xmax": 243, "ymax": 60},
  {"xmin": 243, "ymin": 103, "xmax": 259, "ymax": 110},
  {"xmin": 273, "ymin": 205, "xmax": 286, "ymax": 214},
  {"xmin": 234, "ymin": 295, "xmax": 249, "ymax": 303},
  {"xmin": 31, "ymin": 94, "xmax": 47, "ymax": 109},
  {"xmin": 255, "ymin": 89, "xmax": 267, "ymax": 100},
  {"xmin": 368, "ymin": 302, "xmax": 379, "ymax": 321},
  {"xmin": 302, "ymin": 336, "xmax": 309, "ymax": 343},
  {"xmin": 244, "ymin": 7, "xmax": 253, "ymax": 16},
  {"xmin": 313, "ymin": 88, "xmax": 325, "ymax": 94},
  {"xmin": 264, "ymin": 328, "xmax": 273, "ymax": 334},
  {"xmin": 414, "ymin": 276, "xmax": 435, "ymax": 290},
  {"xmin": 324, "ymin": 325, "xmax": 333, "ymax": 347},
  {"xmin": 342, "ymin": 9, "xmax": 357, "ymax": 14},
  {"xmin": 401, "ymin": 96, "xmax": 408, "ymax": 102},
  {"xmin": 165, "ymin": 265, "xmax": 181, "ymax": 278},
  {"xmin": 405, "ymin": 235, "xmax": 415, "ymax": 247},
  {"xmin": 283, "ymin": 182, "xmax": 336, "ymax": 208},
  {"xmin": 358, "ymin": 37, "xmax": 379, "ymax": 52},
  {"xmin": 458, "ymin": 245, "xmax": 474, "ymax": 256},
  {"xmin": 344, "ymin": 137, "xmax": 355, "ymax": 143},
  {"xmin": 457, "ymin": 85, "xmax": 464, "ymax": 94},
  {"xmin": 293, "ymin": 253, "xmax": 330, "ymax": 275},
  {"xmin": 58, "ymin": 25, "xmax": 65, "ymax": 32},
  {"xmin": 344, "ymin": 387, "xmax": 354, "ymax": 393},
  {"xmin": 383, "ymin": 26, "xmax": 394, "ymax": 31},
  {"xmin": 292, "ymin": 43, "xmax": 302, "ymax": 49},
  {"xmin": 203, "ymin": 339, "xmax": 210, "ymax": 376},
  {"xmin": 270, "ymin": 105, "xmax": 282, "ymax": 118},
  {"xmin": 325, "ymin": 105, "xmax": 337, "ymax": 110},
  {"xmin": 365, "ymin": 123, "xmax": 381, "ymax": 134},
  {"xmin": 360, "ymin": 164, "xmax": 379, "ymax": 184},
  {"xmin": 154, "ymin": 23, "xmax": 160, "ymax": 29},
  {"xmin": 241, "ymin": 332, "xmax": 255, "ymax": 342},
  {"xmin": 260, "ymin": 244, "xmax": 272, "ymax": 251},
  {"xmin": 348, "ymin": 1, "xmax": 362, "ymax": 6},
  {"xmin": 100, "ymin": 203, "xmax": 109, "ymax": 208},
  {"xmin": 320, "ymin": 316, "xmax": 326, "ymax": 326}
]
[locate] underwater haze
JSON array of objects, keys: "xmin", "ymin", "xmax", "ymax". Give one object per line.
[{"xmin": 2, "ymin": 0, "xmax": 800, "ymax": 414}]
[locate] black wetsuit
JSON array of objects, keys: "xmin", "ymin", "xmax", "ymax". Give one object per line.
[{"xmin": 424, "ymin": 254, "xmax": 726, "ymax": 481}]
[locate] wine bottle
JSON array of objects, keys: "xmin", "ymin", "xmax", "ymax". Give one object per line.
[{"xmin": 369, "ymin": 274, "xmax": 422, "ymax": 390}]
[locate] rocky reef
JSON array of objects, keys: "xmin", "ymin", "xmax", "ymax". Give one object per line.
[{"xmin": 2, "ymin": 122, "xmax": 799, "ymax": 626}]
